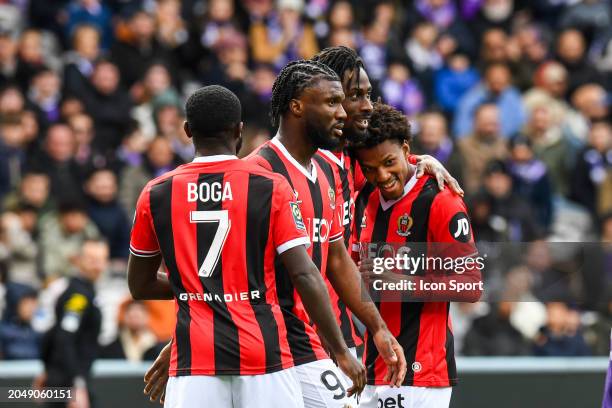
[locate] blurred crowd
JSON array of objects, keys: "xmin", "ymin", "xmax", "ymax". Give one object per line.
[{"xmin": 0, "ymin": 0, "xmax": 611, "ymax": 362}]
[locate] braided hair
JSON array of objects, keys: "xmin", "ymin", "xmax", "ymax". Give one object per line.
[
  {"xmin": 312, "ymin": 46, "xmax": 366, "ymax": 87},
  {"xmin": 270, "ymin": 59, "xmax": 340, "ymax": 127}
]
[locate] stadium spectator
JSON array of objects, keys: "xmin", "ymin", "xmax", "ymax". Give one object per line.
[
  {"xmin": 0, "ymin": 207, "xmax": 41, "ymax": 287},
  {"xmin": 463, "ymin": 302, "xmax": 532, "ymax": 356},
  {"xmin": 520, "ymin": 97, "xmax": 580, "ymax": 197},
  {"xmin": 412, "ymin": 110, "xmax": 464, "ymax": 187},
  {"xmin": 454, "ymin": 63, "xmax": 526, "ymax": 138},
  {"xmin": 0, "ymin": 114, "xmax": 27, "ymax": 202},
  {"xmin": 0, "ymin": 30, "xmax": 18, "ymax": 88},
  {"xmin": 100, "ymin": 299, "xmax": 164, "ymax": 361},
  {"xmin": 509, "ymin": 24, "xmax": 551, "ymax": 91},
  {"xmin": 570, "ymin": 121, "xmax": 612, "ymax": 216},
  {"xmin": 2, "ymin": 170, "xmax": 51, "ymax": 214},
  {"xmin": 380, "ymin": 60, "xmax": 424, "ymax": 117},
  {"xmin": 434, "ymin": 51, "xmax": 480, "ymax": 114},
  {"xmin": 358, "ymin": 21, "xmax": 390, "ymax": 83},
  {"xmin": 110, "ymin": 9, "xmax": 176, "ymax": 91},
  {"xmin": 555, "ymin": 29, "xmax": 606, "ymax": 95},
  {"xmin": 63, "ymin": 0, "xmax": 113, "ymax": 51},
  {"xmin": 153, "ymin": 0, "xmax": 188, "ymax": 51},
  {"xmin": 27, "ymin": 68, "xmax": 62, "ymax": 129},
  {"xmin": 479, "ymin": 159, "xmax": 542, "ymax": 242},
  {"xmin": 457, "ymin": 103, "xmax": 509, "ymax": 194},
  {"xmin": 508, "ymin": 135, "xmax": 554, "ymax": 229},
  {"xmin": 63, "ymin": 24, "xmax": 102, "ymax": 98},
  {"xmin": 504, "ymin": 266, "xmax": 547, "ymax": 340},
  {"xmin": 155, "ymin": 104, "xmax": 193, "ymax": 162},
  {"xmin": 84, "ymin": 169, "xmax": 129, "ymax": 260},
  {"xmin": 28, "ymin": 123, "xmax": 84, "ymax": 202},
  {"xmin": 479, "ymin": 28, "xmax": 510, "ymax": 67},
  {"xmin": 119, "ymin": 137, "xmax": 181, "ymax": 217},
  {"xmin": 570, "ymin": 83, "xmax": 610, "ymax": 141},
  {"xmin": 0, "ymin": 284, "xmax": 40, "ymax": 359},
  {"xmin": 249, "ymin": 0, "xmax": 318, "ymax": 69},
  {"xmin": 15, "ymin": 29, "xmax": 46, "ymax": 92},
  {"xmin": 79, "ymin": 59, "xmax": 133, "ymax": 153},
  {"xmin": 39, "ymin": 201, "xmax": 100, "ymax": 279},
  {"xmin": 132, "ymin": 63, "xmax": 181, "ymax": 140},
  {"xmin": 533, "ymin": 302, "xmax": 592, "ymax": 356}
]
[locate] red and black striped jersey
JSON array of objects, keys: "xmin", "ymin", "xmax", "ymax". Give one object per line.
[
  {"xmin": 247, "ymin": 138, "xmax": 361, "ymax": 353},
  {"xmin": 315, "ymin": 149, "xmax": 363, "ymax": 348},
  {"xmin": 351, "ymin": 174, "xmax": 479, "ymax": 387},
  {"xmin": 129, "ymin": 155, "xmax": 325, "ymax": 376}
]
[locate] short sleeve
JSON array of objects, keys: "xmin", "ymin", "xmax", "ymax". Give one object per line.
[
  {"xmin": 428, "ymin": 190, "xmax": 477, "ymax": 258},
  {"xmin": 129, "ymin": 184, "xmax": 161, "ymax": 257},
  {"xmin": 272, "ymin": 178, "xmax": 311, "ymax": 254}
]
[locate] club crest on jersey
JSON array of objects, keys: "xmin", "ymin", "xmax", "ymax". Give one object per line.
[
  {"xmin": 360, "ymin": 214, "xmax": 367, "ymax": 229},
  {"xmin": 290, "ymin": 202, "xmax": 306, "ymax": 231},
  {"xmin": 396, "ymin": 213, "xmax": 413, "ymax": 237},
  {"xmin": 328, "ymin": 187, "xmax": 335, "ymax": 209}
]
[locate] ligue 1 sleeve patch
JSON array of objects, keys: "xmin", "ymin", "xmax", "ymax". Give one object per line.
[
  {"xmin": 290, "ymin": 202, "xmax": 306, "ymax": 231},
  {"xmin": 450, "ymin": 212, "xmax": 471, "ymax": 242}
]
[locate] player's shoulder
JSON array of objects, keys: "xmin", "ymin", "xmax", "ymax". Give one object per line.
[
  {"xmin": 430, "ymin": 180, "xmax": 467, "ymax": 213},
  {"xmin": 244, "ymin": 141, "xmax": 274, "ymax": 170}
]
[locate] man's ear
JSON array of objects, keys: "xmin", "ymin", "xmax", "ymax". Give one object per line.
[
  {"xmin": 183, "ymin": 121, "xmax": 192, "ymax": 139},
  {"xmin": 402, "ymin": 141, "xmax": 411, "ymax": 158},
  {"xmin": 235, "ymin": 122, "xmax": 243, "ymax": 154},
  {"xmin": 289, "ymin": 99, "xmax": 303, "ymax": 117}
]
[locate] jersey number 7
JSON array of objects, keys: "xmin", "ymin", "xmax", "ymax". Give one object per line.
[{"xmin": 190, "ymin": 210, "xmax": 231, "ymax": 277}]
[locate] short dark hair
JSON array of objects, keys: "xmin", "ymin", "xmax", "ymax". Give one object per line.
[
  {"xmin": 185, "ymin": 85, "xmax": 241, "ymax": 140},
  {"xmin": 270, "ymin": 60, "xmax": 340, "ymax": 127},
  {"xmin": 350, "ymin": 102, "xmax": 412, "ymax": 150},
  {"xmin": 312, "ymin": 46, "xmax": 366, "ymax": 85}
]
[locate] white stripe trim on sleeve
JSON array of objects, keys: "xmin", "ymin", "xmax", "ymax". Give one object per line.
[
  {"xmin": 276, "ymin": 236, "xmax": 311, "ymax": 255},
  {"xmin": 130, "ymin": 245, "xmax": 161, "ymax": 257},
  {"xmin": 329, "ymin": 232, "xmax": 344, "ymax": 243}
]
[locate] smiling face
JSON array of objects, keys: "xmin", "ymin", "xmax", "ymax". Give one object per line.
[
  {"xmin": 341, "ymin": 67, "xmax": 373, "ymax": 143},
  {"xmin": 300, "ymin": 79, "xmax": 347, "ymax": 150},
  {"xmin": 356, "ymin": 139, "xmax": 412, "ymax": 200}
]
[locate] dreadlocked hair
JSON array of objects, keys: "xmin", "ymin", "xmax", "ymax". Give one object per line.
[
  {"xmin": 269, "ymin": 59, "xmax": 340, "ymax": 127},
  {"xmin": 350, "ymin": 102, "xmax": 412, "ymax": 151},
  {"xmin": 312, "ymin": 46, "xmax": 365, "ymax": 87}
]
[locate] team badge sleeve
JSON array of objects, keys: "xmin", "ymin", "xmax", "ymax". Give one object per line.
[
  {"xmin": 272, "ymin": 178, "xmax": 311, "ymax": 254},
  {"xmin": 129, "ymin": 185, "xmax": 161, "ymax": 257}
]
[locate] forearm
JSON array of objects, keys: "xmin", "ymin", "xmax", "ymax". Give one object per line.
[
  {"xmin": 131, "ymin": 279, "xmax": 173, "ymax": 300},
  {"xmin": 293, "ymin": 268, "xmax": 348, "ymax": 355},
  {"xmin": 328, "ymin": 243, "xmax": 387, "ymax": 334}
]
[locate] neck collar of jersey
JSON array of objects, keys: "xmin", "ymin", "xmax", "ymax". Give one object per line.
[
  {"xmin": 379, "ymin": 170, "xmax": 418, "ymax": 211},
  {"xmin": 272, "ymin": 135, "xmax": 318, "ymax": 182},
  {"xmin": 192, "ymin": 155, "xmax": 238, "ymax": 163},
  {"xmin": 318, "ymin": 148, "xmax": 345, "ymax": 168}
]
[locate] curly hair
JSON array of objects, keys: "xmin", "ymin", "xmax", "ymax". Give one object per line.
[
  {"xmin": 311, "ymin": 46, "xmax": 366, "ymax": 85},
  {"xmin": 350, "ymin": 102, "xmax": 412, "ymax": 150},
  {"xmin": 269, "ymin": 59, "xmax": 340, "ymax": 127}
]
